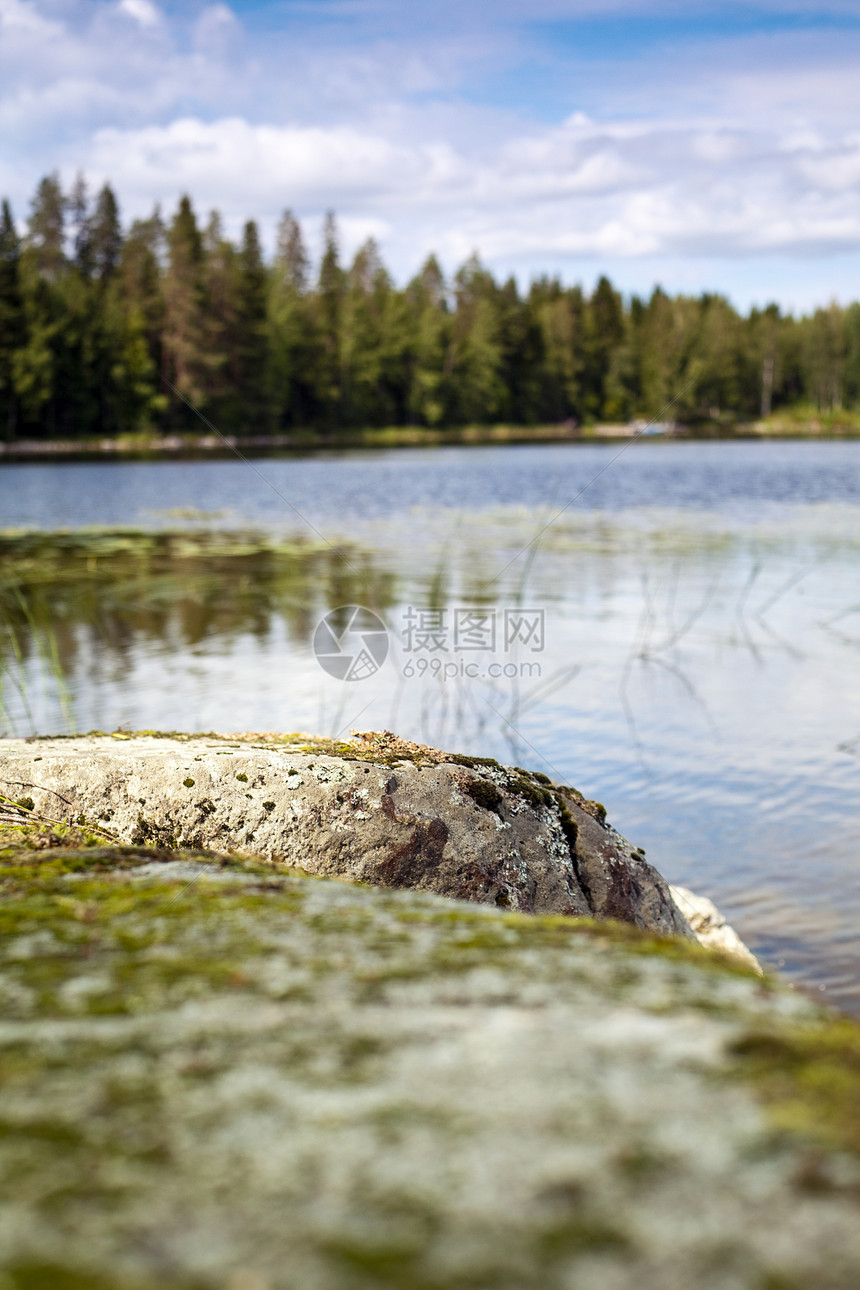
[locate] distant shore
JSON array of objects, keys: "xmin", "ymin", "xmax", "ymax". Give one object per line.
[{"xmin": 2, "ymin": 416, "xmax": 860, "ymax": 461}]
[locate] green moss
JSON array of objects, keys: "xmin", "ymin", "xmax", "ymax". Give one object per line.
[
  {"xmin": 448, "ymin": 753, "xmax": 503, "ymax": 771},
  {"xmin": 463, "ymin": 779, "xmax": 503, "ymax": 815},
  {"xmin": 182, "ymin": 778, "xmax": 194, "ymax": 788},
  {"xmin": 557, "ymin": 805, "xmax": 579, "ymax": 851},
  {"xmin": 130, "ymin": 816, "xmax": 177, "ymax": 849},
  {"xmin": 3, "ymin": 835, "xmax": 859, "ymax": 1288},
  {"xmin": 235, "ymin": 772, "xmax": 248, "ymax": 782},
  {"xmin": 507, "ymin": 776, "xmax": 553, "ymax": 809},
  {"xmin": 730, "ymin": 1019, "xmax": 860, "ymax": 1156},
  {"xmin": 0, "ymin": 822, "xmax": 106, "ymax": 861},
  {"xmin": 557, "ymin": 786, "xmax": 608, "ymax": 825},
  {"xmin": 0, "ymin": 1263, "xmax": 162, "ymax": 1290},
  {"xmin": 537, "ymin": 1217, "xmax": 631, "ymax": 1258}
]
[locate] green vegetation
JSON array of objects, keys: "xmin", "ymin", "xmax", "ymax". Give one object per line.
[
  {"xmin": 0, "ymin": 530, "xmax": 393, "ymax": 735},
  {"xmin": 2, "ymin": 837, "xmax": 860, "ymax": 1287},
  {"xmin": 731, "ymin": 1020, "xmax": 860, "ymax": 1157},
  {"xmin": 3, "ymin": 176, "xmax": 860, "ymax": 442}
]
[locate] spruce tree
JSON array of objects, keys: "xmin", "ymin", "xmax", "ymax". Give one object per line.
[
  {"xmin": 525, "ymin": 277, "xmax": 583, "ymax": 423},
  {"xmin": 583, "ymin": 275, "xmax": 626, "ymax": 420},
  {"xmin": 449, "ymin": 254, "xmax": 506, "ymax": 424},
  {"xmin": 316, "ymin": 211, "xmax": 344, "ymax": 426},
  {"xmin": 236, "ymin": 219, "xmax": 269, "ymax": 433},
  {"xmin": 405, "ymin": 255, "xmax": 450, "ymax": 427},
  {"xmin": 120, "ymin": 210, "xmax": 165, "ymax": 366},
  {"xmin": 268, "ymin": 211, "xmax": 316, "ymax": 427},
  {"xmin": 68, "ymin": 173, "xmax": 93, "ymax": 278},
  {"xmin": 274, "ymin": 210, "xmax": 308, "ymax": 293},
  {"xmin": 0, "ymin": 201, "xmax": 23, "ymax": 440},
  {"xmin": 342, "ymin": 238, "xmax": 406, "ymax": 426},
  {"xmin": 26, "ymin": 174, "xmax": 66, "ymax": 280},
  {"xmin": 163, "ymin": 195, "xmax": 209, "ymax": 416},
  {"xmin": 201, "ymin": 210, "xmax": 236, "ymax": 423},
  {"xmin": 14, "ymin": 176, "xmax": 69, "ymax": 435},
  {"xmin": 112, "ymin": 208, "xmax": 166, "ymax": 432},
  {"xmin": 90, "ymin": 185, "xmax": 122, "ymax": 282}
]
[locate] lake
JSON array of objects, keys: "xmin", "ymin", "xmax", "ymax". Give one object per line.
[{"xmin": 1, "ymin": 440, "xmax": 859, "ymax": 1012}]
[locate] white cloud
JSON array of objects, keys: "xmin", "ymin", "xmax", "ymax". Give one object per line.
[
  {"xmin": 0, "ymin": 0, "xmax": 60, "ymax": 34},
  {"xmin": 194, "ymin": 3, "xmax": 240, "ymax": 54},
  {"xmin": 4, "ymin": 0, "xmax": 860, "ymax": 307},
  {"xmin": 65, "ymin": 111, "xmax": 860, "ymax": 274},
  {"xmin": 0, "ymin": 0, "xmax": 60, "ymax": 35},
  {"xmin": 117, "ymin": 0, "xmax": 160, "ymax": 28}
]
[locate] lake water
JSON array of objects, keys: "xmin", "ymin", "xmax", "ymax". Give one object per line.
[{"xmin": 1, "ymin": 440, "xmax": 859, "ymax": 1012}]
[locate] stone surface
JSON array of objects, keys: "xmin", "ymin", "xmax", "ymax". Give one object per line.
[
  {"xmin": 670, "ymin": 885, "xmax": 763, "ymax": 974},
  {"xmin": 0, "ymin": 731, "xmax": 694, "ymax": 941},
  {"xmin": 1, "ymin": 839, "xmax": 860, "ymax": 1290}
]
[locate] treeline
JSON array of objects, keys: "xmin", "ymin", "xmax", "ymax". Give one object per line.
[{"xmin": 2, "ymin": 174, "xmax": 860, "ymax": 440}]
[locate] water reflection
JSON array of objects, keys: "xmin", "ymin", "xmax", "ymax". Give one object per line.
[
  {"xmin": 0, "ymin": 531, "xmax": 395, "ymax": 698},
  {"xmin": 1, "ymin": 444, "xmax": 859, "ymax": 1016}
]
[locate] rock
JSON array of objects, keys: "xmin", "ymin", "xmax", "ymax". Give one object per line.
[
  {"xmin": 1, "ymin": 839, "xmax": 860, "ymax": 1290},
  {"xmin": 0, "ymin": 730, "xmax": 693, "ymax": 939},
  {"xmin": 670, "ymin": 885, "xmax": 763, "ymax": 974}
]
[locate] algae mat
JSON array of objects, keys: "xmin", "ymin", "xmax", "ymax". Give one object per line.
[{"xmin": 1, "ymin": 836, "xmax": 860, "ymax": 1290}]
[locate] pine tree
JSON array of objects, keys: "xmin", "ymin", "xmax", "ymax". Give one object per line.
[
  {"xmin": 163, "ymin": 195, "xmax": 209, "ymax": 417},
  {"xmin": 14, "ymin": 176, "xmax": 70, "ymax": 434},
  {"xmin": 405, "ymin": 255, "xmax": 450, "ymax": 426},
  {"xmin": 90, "ymin": 185, "xmax": 122, "ymax": 282},
  {"xmin": 26, "ymin": 174, "xmax": 66, "ymax": 280},
  {"xmin": 315, "ymin": 211, "xmax": 344, "ymax": 427},
  {"xmin": 68, "ymin": 173, "xmax": 93, "ymax": 278},
  {"xmin": 201, "ymin": 209, "xmax": 236, "ymax": 424},
  {"xmin": 449, "ymin": 254, "xmax": 506, "ymax": 424},
  {"xmin": 341, "ymin": 238, "xmax": 406, "ymax": 426},
  {"xmin": 802, "ymin": 304, "xmax": 847, "ymax": 413},
  {"xmin": 3, "ymin": 182, "xmax": 860, "ymax": 442},
  {"xmin": 119, "ymin": 210, "xmax": 165, "ymax": 366},
  {"xmin": 274, "ymin": 210, "xmax": 308, "ymax": 293},
  {"xmin": 112, "ymin": 208, "xmax": 166, "ymax": 432},
  {"xmin": 842, "ymin": 303, "xmax": 860, "ymax": 410},
  {"xmin": 235, "ymin": 219, "xmax": 269, "ymax": 433},
  {"xmin": 268, "ymin": 211, "xmax": 316, "ymax": 427},
  {"xmin": 634, "ymin": 286, "xmax": 678, "ymax": 419},
  {"xmin": 582, "ymin": 275, "xmax": 626, "ymax": 420},
  {"xmin": 526, "ymin": 278, "xmax": 583, "ymax": 423},
  {"xmin": 0, "ymin": 201, "xmax": 23, "ymax": 440}
]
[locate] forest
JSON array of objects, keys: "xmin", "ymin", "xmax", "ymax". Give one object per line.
[{"xmin": 1, "ymin": 174, "xmax": 859, "ymax": 441}]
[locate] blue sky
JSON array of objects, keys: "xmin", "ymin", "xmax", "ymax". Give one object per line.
[{"xmin": 2, "ymin": 0, "xmax": 860, "ymax": 309}]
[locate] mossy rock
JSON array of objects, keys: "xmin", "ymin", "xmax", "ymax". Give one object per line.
[
  {"xmin": 0, "ymin": 732, "xmax": 693, "ymax": 939},
  {"xmin": 1, "ymin": 843, "xmax": 859, "ymax": 1290}
]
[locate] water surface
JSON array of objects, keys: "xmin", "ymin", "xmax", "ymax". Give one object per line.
[{"xmin": 2, "ymin": 441, "xmax": 859, "ymax": 1011}]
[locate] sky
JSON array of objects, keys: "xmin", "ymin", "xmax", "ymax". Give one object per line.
[{"xmin": 2, "ymin": 0, "xmax": 860, "ymax": 310}]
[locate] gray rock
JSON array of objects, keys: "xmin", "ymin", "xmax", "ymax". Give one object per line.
[
  {"xmin": 1, "ymin": 843, "xmax": 859, "ymax": 1290},
  {"xmin": 0, "ymin": 731, "xmax": 693, "ymax": 939}
]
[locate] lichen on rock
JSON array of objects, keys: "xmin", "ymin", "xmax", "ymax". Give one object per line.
[
  {"xmin": 1, "ymin": 838, "xmax": 859, "ymax": 1290},
  {"xmin": 0, "ymin": 730, "xmax": 693, "ymax": 943}
]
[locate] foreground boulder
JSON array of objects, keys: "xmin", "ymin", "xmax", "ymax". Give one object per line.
[
  {"xmin": 0, "ymin": 836, "xmax": 858, "ymax": 1290},
  {"xmin": 0, "ymin": 729, "xmax": 695, "ymax": 938}
]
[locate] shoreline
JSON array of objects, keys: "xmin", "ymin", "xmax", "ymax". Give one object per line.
[{"xmin": 2, "ymin": 418, "xmax": 860, "ymax": 462}]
